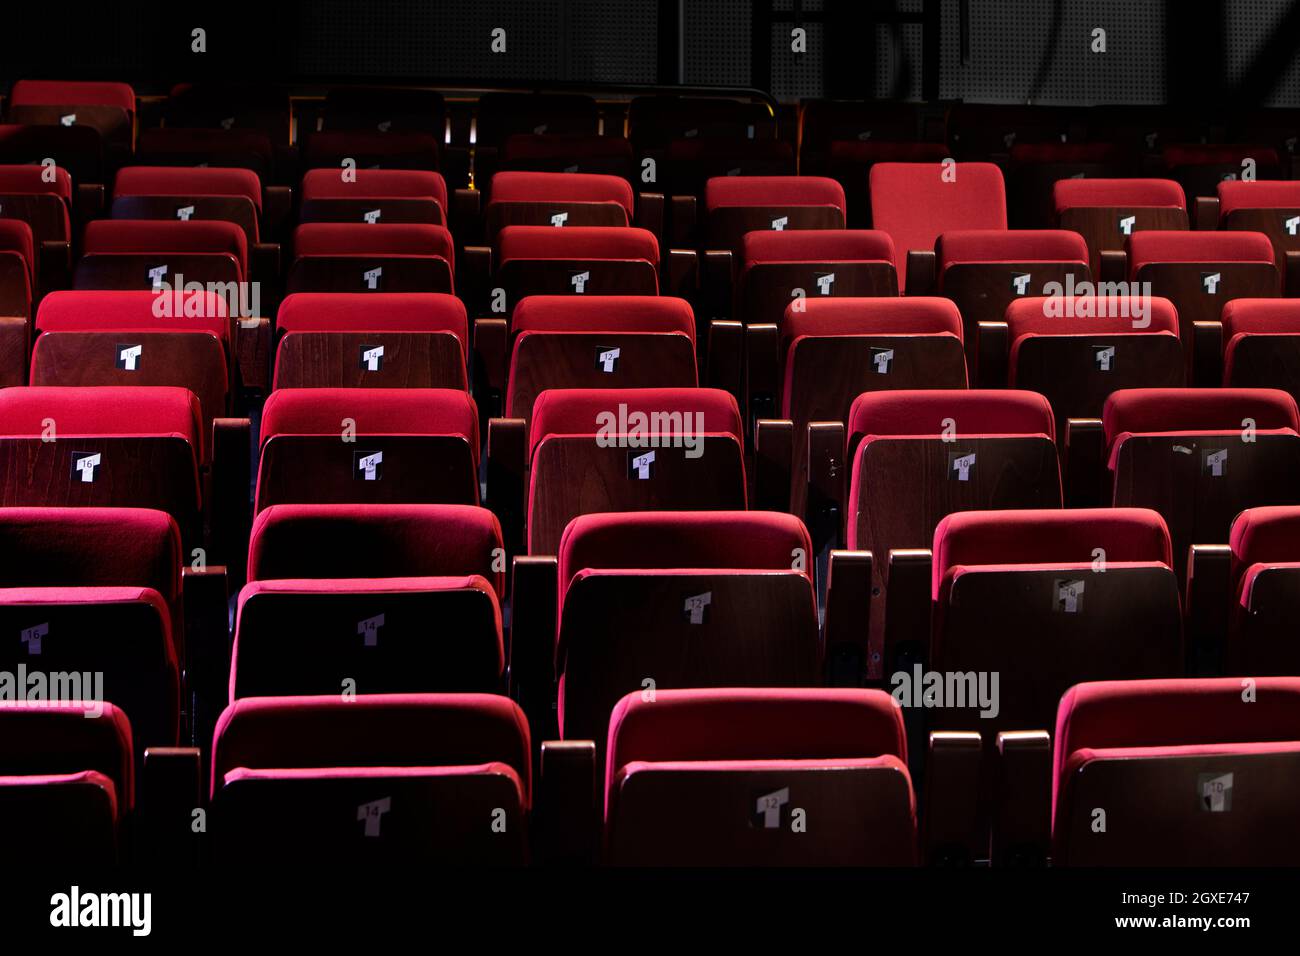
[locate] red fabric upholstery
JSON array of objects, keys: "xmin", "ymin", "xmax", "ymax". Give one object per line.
[
  {"xmin": 741, "ymin": 228, "xmax": 895, "ymax": 266},
  {"xmin": 511, "ymin": 295, "xmax": 695, "ymax": 345},
  {"xmin": 247, "ymin": 503, "xmax": 504, "ymax": 595},
  {"xmin": 1221, "ymin": 298, "xmax": 1300, "ymax": 341},
  {"xmin": 1004, "ymin": 295, "xmax": 1179, "ymax": 340},
  {"xmin": 0, "ymin": 163, "xmax": 73, "ymax": 201},
  {"xmin": 489, "ymin": 171, "xmax": 634, "ymax": 219},
  {"xmin": 114, "ymin": 166, "xmax": 262, "ymax": 212},
  {"xmin": 292, "ymin": 223, "xmax": 455, "ymax": 269},
  {"xmin": 1053, "ymin": 177, "xmax": 1186, "ymax": 214},
  {"xmin": 1217, "ymin": 180, "xmax": 1300, "ymax": 217},
  {"xmin": 1229, "ymin": 505, "xmax": 1300, "ymax": 590},
  {"xmin": 0, "ymin": 219, "xmax": 34, "ymax": 285},
  {"xmin": 529, "ymin": 386, "xmax": 743, "ymax": 456},
  {"xmin": 10, "ymin": 80, "xmax": 135, "ymax": 114},
  {"xmin": 0, "ymin": 385, "xmax": 203, "ymax": 460},
  {"xmin": 276, "ymin": 292, "xmax": 468, "ymax": 355},
  {"xmin": 260, "ymin": 388, "xmax": 479, "ymax": 467},
  {"xmin": 497, "ymin": 225, "xmax": 659, "ymax": 267},
  {"xmin": 1009, "ymin": 142, "xmax": 1129, "ymax": 163},
  {"xmin": 605, "ymin": 687, "xmax": 906, "ymax": 811},
  {"xmin": 0, "ymin": 701, "xmax": 134, "ymax": 812},
  {"xmin": 36, "ymin": 289, "xmax": 229, "ymax": 341},
  {"xmin": 0, "ymin": 507, "xmax": 181, "ymax": 608},
  {"xmin": 1162, "ymin": 144, "xmax": 1281, "ymax": 166},
  {"xmin": 210, "ymin": 693, "xmax": 532, "ymax": 803},
  {"xmin": 1126, "ymin": 230, "xmax": 1276, "ymax": 273},
  {"xmin": 937, "ymin": 229, "xmax": 1089, "ymax": 268},
  {"xmin": 1102, "ymin": 387, "xmax": 1300, "ymax": 452},
  {"xmin": 847, "ymin": 388, "xmax": 1055, "ymax": 445},
  {"xmin": 558, "ymin": 510, "xmax": 812, "ymax": 599},
  {"xmin": 932, "ymin": 507, "xmax": 1173, "ymax": 601},
  {"xmin": 300, "ymin": 168, "xmax": 448, "ymax": 210},
  {"xmin": 869, "ymin": 162, "xmax": 1007, "ymax": 291},
  {"xmin": 1053, "ymin": 677, "xmax": 1300, "ymax": 821},
  {"xmin": 82, "ymin": 219, "xmax": 248, "ymax": 281},
  {"xmin": 781, "ymin": 296, "xmax": 963, "ymax": 371},
  {"xmin": 705, "ymin": 176, "xmax": 845, "ymax": 215}
]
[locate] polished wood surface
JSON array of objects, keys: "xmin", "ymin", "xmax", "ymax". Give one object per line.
[{"xmin": 273, "ymin": 330, "xmax": 467, "ymax": 389}]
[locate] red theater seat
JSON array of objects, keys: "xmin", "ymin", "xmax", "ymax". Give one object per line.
[
  {"xmin": 499, "ymin": 133, "xmax": 635, "ymax": 179},
  {"xmin": 1053, "ymin": 678, "xmax": 1300, "ymax": 865},
  {"xmin": 247, "ymin": 503, "xmax": 504, "ymax": 596},
  {"xmin": 1127, "ymin": 231, "xmax": 1279, "ymax": 378},
  {"xmin": 299, "ymin": 168, "xmax": 448, "ymax": 226},
  {"xmin": 704, "ymin": 176, "xmax": 846, "ymax": 252},
  {"xmin": 1002, "ymin": 295, "xmax": 1184, "ymax": 443},
  {"xmin": 931, "ymin": 507, "xmax": 1182, "ymax": 742},
  {"xmin": 273, "ymin": 291, "xmax": 468, "ymax": 389},
  {"xmin": 8, "ymin": 80, "xmax": 134, "ymax": 151},
  {"xmin": 1216, "ymin": 180, "xmax": 1300, "ymax": 291},
  {"xmin": 112, "ymin": 166, "xmax": 263, "ymax": 246},
  {"xmin": 936, "ymin": 229, "xmax": 1090, "ymax": 376},
  {"xmin": 485, "ymin": 171, "xmax": 633, "ymax": 235},
  {"xmin": 1053, "ymin": 178, "xmax": 1187, "ymax": 275},
  {"xmin": 136, "ymin": 127, "xmax": 276, "ymax": 179},
  {"xmin": 0, "ymin": 163, "xmax": 73, "ymax": 249},
  {"xmin": 869, "ymin": 162, "xmax": 1007, "ymax": 292},
  {"xmin": 494, "ymin": 224, "xmax": 659, "ymax": 310},
  {"xmin": 78, "ymin": 219, "xmax": 248, "ymax": 289},
  {"xmin": 846, "ymin": 389, "xmax": 1060, "ymax": 668},
  {"xmin": 0, "ymin": 387, "xmax": 204, "ymax": 543},
  {"xmin": 1104, "ymin": 387, "xmax": 1300, "ymax": 582},
  {"xmin": 1227, "ymin": 506, "xmax": 1300, "ymax": 674},
  {"xmin": 287, "ymin": 222, "xmax": 455, "ymax": 294},
  {"xmin": 604, "ymin": 688, "xmax": 915, "ymax": 865},
  {"xmin": 210, "ymin": 694, "xmax": 530, "ymax": 863},
  {"xmin": 504, "ymin": 295, "xmax": 697, "ymax": 423},
  {"xmin": 33, "ymin": 289, "xmax": 232, "ymax": 444},
  {"xmin": 524, "ymin": 387, "xmax": 745, "ymax": 555},
  {"xmin": 555, "ymin": 512, "xmax": 820, "ymax": 754},
  {"xmin": 1220, "ymin": 299, "xmax": 1300, "ymax": 403},
  {"xmin": 255, "ymin": 388, "xmax": 479, "ymax": 511},
  {"xmin": 0, "ymin": 219, "xmax": 34, "ymax": 386},
  {"xmin": 0, "ymin": 703, "xmax": 134, "ymax": 863}
]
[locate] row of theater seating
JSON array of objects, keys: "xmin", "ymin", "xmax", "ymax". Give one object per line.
[
  {"xmin": 3, "ymin": 79, "xmax": 1300, "ymax": 867},
  {"xmin": 6, "ymin": 498, "xmax": 1300, "ymax": 865}
]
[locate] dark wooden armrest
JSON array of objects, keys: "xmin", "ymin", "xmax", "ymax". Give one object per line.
[
  {"xmin": 452, "ymin": 187, "xmax": 482, "ymax": 244},
  {"xmin": 882, "ymin": 548, "xmax": 932, "ymax": 679},
  {"xmin": 745, "ymin": 322, "xmax": 779, "ymax": 427},
  {"xmin": 665, "ymin": 247, "xmax": 697, "ymax": 301},
  {"xmin": 209, "ymin": 417, "xmax": 251, "ymax": 581},
  {"xmin": 754, "ymin": 418, "xmax": 793, "ymax": 513},
  {"xmin": 487, "ymin": 416, "xmax": 527, "ymax": 555},
  {"xmin": 0, "ymin": 315, "xmax": 27, "ymax": 388},
  {"xmin": 1286, "ymin": 250, "xmax": 1300, "ymax": 297},
  {"xmin": 472, "ymin": 317, "xmax": 508, "ymax": 418},
  {"xmin": 1098, "ymin": 249, "xmax": 1127, "ymax": 284},
  {"xmin": 806, "ymin": 421, "xmax": 846, "ymax": 558},
  {"xmin": 38, "ymin": 239, "xmax": 70, "ymax": 296},
  {"xmin": 705, "ymin": 318, "xmax": 743, "ymax": 405},
  {"xmin": 1192, "ymin": 320, "xmax": 1224, "ymax": 387},
  {"xmin": 1186, "ymin": 543, "xmax": 1233, "ymax": 676},
  {"xmin": 536, "ymin": 740, "xmax": 598, "ymax": 865},
  {"xmin": 181, "ymin": 564, "xmax": 230, "ymax": 756},
  {"xmin": 511, "ymin": 556, "xmax": 559, "ymax": 742},
  {"xmin": 905, "ymin": 249, "xmax": 936, "ymax": 295},
  {"xmin": 1064, "ymin": 417, "xmax": 1106, "ymax": 508},
  {"xmin": 992, "ymin": 730, "xmax": 1051, "ymax": 866},
  {"xmin": 263, "ymin": 185, "xmax": 294, "ymax": 242},
  {"xmin": 140, "ymin": 746, "xmax": 204, "ymax": 865},
  {"xmin": 460, "ymin": 244, "xmax": 493, "ymax": 316},
  {"xmin": 73, "ymin": 182, "xmax": 105, "ymax": 233},
  {"xmin": 825, "ymin": 549, "xmax": 872, "ymax": 686},
  {"xmin": 700, "ymin": 248, "xmax": 733, "ymax": 322},
  {"xmin": 669, "ymin": 194, "xmax": 697, "ymax": 247},
  {"xmin": 251, "ymin": 241, "xmax": 280, "ymax": 283},
  {"xmin": 1195, "ymin": 195, "xmax": 1220, "ymax": 231},
  {"xmin": 976, "ymin": 319, "xmax": 1009, "ymax": 387},
  {"xmin": 235, "ymin": 316, "xmax": 271, "ymax": 394},
  {"xmin": 923, "ymin": 731, "xmax": 983, "ymax": 865},
  {"xmin": 636, "ymin": 191, "xmax": 665, "ymax": 249}
]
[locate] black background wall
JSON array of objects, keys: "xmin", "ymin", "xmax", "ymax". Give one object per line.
[{"xmin": 4, "ymin": 0, "xmax": 1300, "ymax": 108}]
